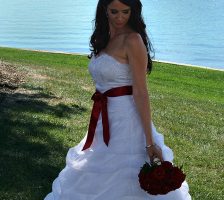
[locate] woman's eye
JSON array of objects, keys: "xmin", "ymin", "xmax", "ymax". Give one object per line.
[
  {"xmin": 111, "ymin": 10, "xmax": 118, "ymax": 14},
  {"xmin": 109, "ymin": 9, "xmax": 130, "ymax": 15},
  {"xmin": 123, "ymin": 10, "xmax": 130, "ymax": 14}
]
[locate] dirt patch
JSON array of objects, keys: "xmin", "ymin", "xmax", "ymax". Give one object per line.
[
  {"xmin": 0, "ymin": 61, "xmax": 59, "ymax": 106},
  {"xmin": 0, "ymin": 60, "xmax": 28, "ymax": 105},
  {"xmin": 0, "ymin": 60, "xmax": 25, "ymax": 94}
]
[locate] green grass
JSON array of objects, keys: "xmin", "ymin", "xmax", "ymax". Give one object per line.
[{"xmin": 0, "ymin": 46, "xmax": 224, "ymax": 200}]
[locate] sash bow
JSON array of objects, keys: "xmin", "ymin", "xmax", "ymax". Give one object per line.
[{"xmin": 82, "ymin": 85, "xmax": 133, "ymax": 150}]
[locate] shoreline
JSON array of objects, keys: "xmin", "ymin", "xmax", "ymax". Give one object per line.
[{"xmin": 1, "ymin": 46, "xmax": 223, "ymax": 72}]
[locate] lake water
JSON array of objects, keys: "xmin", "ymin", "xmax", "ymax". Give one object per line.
[{"xmin": 0, "ymin": 0, "xmax": 224, "ymax": 70}]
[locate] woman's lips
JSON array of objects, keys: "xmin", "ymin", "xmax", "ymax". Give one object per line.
[{"xmin": 116, "ymin": 23, "xmax": 124, "ymax": 26}]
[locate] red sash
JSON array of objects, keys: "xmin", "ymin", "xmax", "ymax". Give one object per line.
[{"xmin": 82, "ymin": 85, "xmax": 133, "ymax": 151}]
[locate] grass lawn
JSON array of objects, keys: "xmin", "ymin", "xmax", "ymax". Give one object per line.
[{"xmin": 0, "ymin": 47, "xmax": 223, "ymax": 200}]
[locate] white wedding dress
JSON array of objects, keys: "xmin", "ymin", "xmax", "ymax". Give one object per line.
[{"xmin": 44, "ymin": 53, "xmax": 191, "ymax": 200}]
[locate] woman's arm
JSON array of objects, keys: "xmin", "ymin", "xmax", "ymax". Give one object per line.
[{"xmin": 125, "ymin": 33, "xmax": 163, "ymax": 161}]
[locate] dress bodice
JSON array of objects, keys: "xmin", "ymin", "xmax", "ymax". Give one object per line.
[{"xmin": 88, "ymin": 53, "xmax": 133, "ymax": 92}]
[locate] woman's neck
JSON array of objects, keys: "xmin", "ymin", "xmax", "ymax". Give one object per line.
[{"xmin": 109, "ymin": 25, "xmax": 131, "ymax": 39}]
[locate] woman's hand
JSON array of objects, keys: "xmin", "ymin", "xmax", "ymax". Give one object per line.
[{"xmin": 146, "ymin": 144, "xmax": 164, "ymax": 163}]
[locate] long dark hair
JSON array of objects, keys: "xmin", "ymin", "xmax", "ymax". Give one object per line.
[{"xmin": 89, "ymin": 0, "xmax": 155, "ymax": 73}]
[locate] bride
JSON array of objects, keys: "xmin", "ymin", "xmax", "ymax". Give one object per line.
[{"xmin": 44, "ymin": 0, "xmax": 192, "ymax": 199}]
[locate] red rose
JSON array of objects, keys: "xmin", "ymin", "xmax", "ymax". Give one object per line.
[
  {"xmin": 138, "ymin": 161, "xmax": 186, "ymax": 195},
  {"xmin": 161, "ymin": 185, "xmax": 172, "ymax": 194},
  {"xmin": 162, "ymin": 161, "xmax": 173, "ymax": 169},
  {"xmin": 171, "ymin": 167, "xmax": 186, "ymax": 182},
  {"xmin": 152, "ymin": 165, "xmax": 166, "ymax": 180},
  {"xmin": 148, "ymin": 185, "xmax": 161, "ymax": 195}
]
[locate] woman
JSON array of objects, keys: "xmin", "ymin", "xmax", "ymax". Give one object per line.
[{"xmin": 44, "ymin": 0, "xmax": 191, "ymax": 199}]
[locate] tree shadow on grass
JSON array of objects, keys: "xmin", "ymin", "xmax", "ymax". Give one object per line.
[{"xmin": 0, "ymin": 87, "xmax": 87, "ymax": 200}]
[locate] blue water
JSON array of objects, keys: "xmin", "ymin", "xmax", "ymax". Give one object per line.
[{"xmin": 0, "ymin": 0, "xmax": 224, "ymax": 70}]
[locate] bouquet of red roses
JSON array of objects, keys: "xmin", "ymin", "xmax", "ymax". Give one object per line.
[{"xmin": 138, "ymin": 159, "xmax": 186, "ymax": 195}]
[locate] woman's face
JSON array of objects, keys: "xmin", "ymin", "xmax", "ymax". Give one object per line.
[{"xmin": 107, "ymin": 0, "xmax": 131, "ymax": 29}]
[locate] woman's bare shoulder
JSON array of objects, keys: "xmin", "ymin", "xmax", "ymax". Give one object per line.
[
  {"xmin": 125, "ymin": 32, "xmax": 144, "ymax": 47},
  {"xmin": 124, "ymin": 32, "xmax": 146, "ymax": 57}
]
